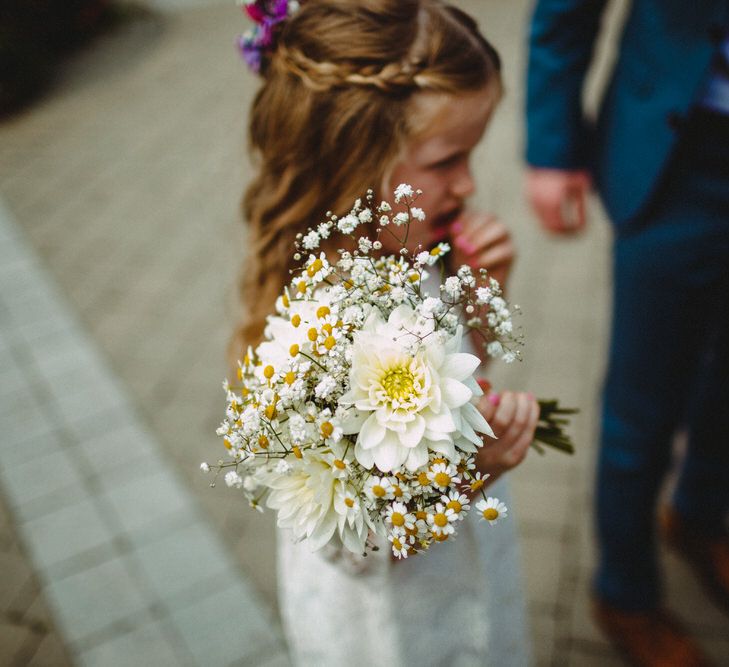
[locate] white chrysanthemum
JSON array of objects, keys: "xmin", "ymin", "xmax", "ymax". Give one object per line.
[
  {"xmin": 339, "ymin": 305, "xmax": 495, "ymax": 473},
  {"xmin": 266, "ymin": 453, "xmax": 367, "ymax": 552}
]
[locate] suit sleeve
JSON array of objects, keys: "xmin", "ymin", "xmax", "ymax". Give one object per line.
[{"xmin": 525, "ymin": 0, "xmax": 610, "ymax": 170}]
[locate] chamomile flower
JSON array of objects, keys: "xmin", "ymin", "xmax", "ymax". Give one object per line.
[
  {"xmin": 427, "ymin": 462, "xmax": 461, "ymax": 492},
  {"xmin": 427, "ymin": 502, "xmax": 457, "ymax": 537},
  {"xmin": 388, "ymin": 533, "xmax": 412, "ymax": 559},
  {"xmin": 384, "ymin": 502, "xmax": 416, "ymax": 535},
  {"xmin": 441, "ymin": 490, "xmax": 470, "ymax": 519},
  {"xmin": 364, "ymin": 475, "xmax": 395, "ymax": 501},
  {"xmin": 476, "ymin": 497, "xmax": 508, "ymax": 525},
  {"xmin": 466, "ymin": 471, "xmax": 490, "ymax": 493}
]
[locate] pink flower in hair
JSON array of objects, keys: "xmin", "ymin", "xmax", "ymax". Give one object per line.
[{"xmin": 238, "ymin": 0, "xmax": 299, "ymax": 73}]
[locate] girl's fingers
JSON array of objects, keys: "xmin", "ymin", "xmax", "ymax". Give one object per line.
[
  {"xmin": 502, "ymin": 395, "xmax": 539, "ymax": 467},
  {"xmin": 477, "ymin": 392, "xmax": 499, "ymax": 424},
  {"xmin": 491, "ymin": 391, "xmax": 517, "ymax": 436},
  {"xmin": 474, "ymin": 242, "xmax": 515, "ymax": 270}
]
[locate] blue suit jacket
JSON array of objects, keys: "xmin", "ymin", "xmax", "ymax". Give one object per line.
[{"xmin": 526, "ymin": 0, "xmax": 729, "ymax": 226}]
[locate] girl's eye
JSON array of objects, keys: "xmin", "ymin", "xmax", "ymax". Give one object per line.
[{"xmin": 429, "ymin": 153, "xmax": 464, "ymax": 170}]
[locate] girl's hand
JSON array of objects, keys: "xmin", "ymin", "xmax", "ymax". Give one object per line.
[
  {"xmin": 473, "ymin": 390, "xmax": 539, "ymax": 485},
  {"xmin": 449, "ymin": 212, "xmax": 514, "ymax": 287}
]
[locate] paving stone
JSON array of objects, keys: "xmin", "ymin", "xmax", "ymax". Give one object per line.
[
  {"xmin": 0, "ymin": 448, "xmax": 85, "ymax": 511},
  {"xmin": 77, "ymin": 621, "xmax": 184, "ymax": 667},
  {"xmin": 21, "ymin": 496, "xmax": 114, "ymax": 570},
  {"xmin": 44, "ymin": 555, "xmax": 149, "ymax": 644},
  {"xmin": 132, "ymin": 521, "xmax": 234, "ymax": 604},
  {"xmin": 170, "ymin": 580, "xmax": 282, "ymax": 666},
  {"xmin": 102, "ymin": 468, "xmax": 194, "ymax": 537}
]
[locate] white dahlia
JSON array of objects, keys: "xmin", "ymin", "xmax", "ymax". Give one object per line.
[
  {"xmin": 340, "ymin": 305, "xmax": 495, "ymax": 473},
  {"xmin": 265, "ymin": 452, "xmax": 368, "ymax": 553}
]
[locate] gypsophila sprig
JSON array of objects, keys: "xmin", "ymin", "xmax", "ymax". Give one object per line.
[{"xmin": 204, "ymin": 185, "xmax": 572, "ymax": 559}]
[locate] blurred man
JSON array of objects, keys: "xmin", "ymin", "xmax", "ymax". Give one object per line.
[{"xmin": 525, "ymin": 1, "xmax": 729, "ymax": 665}]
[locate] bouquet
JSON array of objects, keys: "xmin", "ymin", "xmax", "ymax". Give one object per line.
[{"xmin": 203, "ymin": 185, "xmax": 574, "ymax": 559}]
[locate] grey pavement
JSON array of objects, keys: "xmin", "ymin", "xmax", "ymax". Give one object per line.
[{"xmin": 0, "ymin": 1, "xmax": 727, "ymax": 665}]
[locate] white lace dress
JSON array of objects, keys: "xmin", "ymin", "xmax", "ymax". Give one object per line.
[{"xmin": 277, "ymin": 473, "xmax": 531, "ymax": 666}]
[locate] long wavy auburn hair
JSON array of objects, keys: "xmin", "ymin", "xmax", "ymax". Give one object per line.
[{"xmin": 232, "ymin": 0, "xmax": 502, "ymax": 361}]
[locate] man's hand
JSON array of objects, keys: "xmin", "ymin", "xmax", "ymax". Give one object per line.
[
  {"xmin": 449, "ymin": 212, "xmax": 514, "ymax": 287},
  {"xmin": 526, "ymin": 168, "xmax": 591, "ymax": 234}
]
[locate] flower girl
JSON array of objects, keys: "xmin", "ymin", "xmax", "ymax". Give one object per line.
[{"xmin": 233, "ymin": 1, "xmax": 539, "ymax": 664}]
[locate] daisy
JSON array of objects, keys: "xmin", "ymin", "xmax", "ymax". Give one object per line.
[
  {"xmin": 364, "ymin": 475, "xmax": 395, "ymax": 501},
  {"xmin": 476, "ymin": 497, "xmax": 508, "ymax": 525},
  {"xmin": 427, "ymin": 502, "xmax": 457, "ymax": 537},
  {"xmin": 465, "ymin": 471, "xmax": 490, "ymax": 493},
  {"xmin": 388, "ymin": 534, "xmax": 411, "ymax": 559},
  {"xmin": 384, "ymin": 502, "xmax": 416, "ymax": 535},
  {"xmin": 427, "ymin": 462, "xmax": 461, "ymax": 492},
  {"xmin": 441, "ymin": 490, "xmax": 470, "ymax": 520}
]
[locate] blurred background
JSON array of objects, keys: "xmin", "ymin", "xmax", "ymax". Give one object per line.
[{"xmin": 1, "ymin": 0, "xmax": 727, "ymax": 665}]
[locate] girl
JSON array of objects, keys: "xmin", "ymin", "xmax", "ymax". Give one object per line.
[{"xmin": 234, "ymin": 1, "xmax": 539, "ymax": 664}]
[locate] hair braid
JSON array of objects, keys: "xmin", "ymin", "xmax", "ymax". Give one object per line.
[{"xmin": 231, "ymin": 0, "xmax": 502, "ymax": 360}]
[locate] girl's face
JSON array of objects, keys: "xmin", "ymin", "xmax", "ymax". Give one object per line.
[{"xmin": 383, "ymin": 88, "xmax": 497, "ymax": 253}]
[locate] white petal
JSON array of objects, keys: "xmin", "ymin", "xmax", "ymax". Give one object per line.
[
  {"xmin": 340, "ymin": 409, "xmax": 368, "ymax": 435},
  {"xmin": 373, "ymin": 431, "xmax": 407, "ymax": 472},
  {"xmin": 462, "ymin": 401, "xmax": 495, "ymax": 439},
  {"xmin": 405, "ymin": 443, "xmax": 429, "ymax": 471},
  {"xmin": 354, "ymin": 441, "xmax": 375, "ymax": 468},
  {"xmin": 442, "ymin": 352, "xmax": 481, "ymax": 381},
  {"xmin": 442, "ymin": 378, "xmax": 472, "ymax": 408},
  {"xmin": 359, "ymin": 415, "xmax": 386, "ymax": 449},
  {"xmin": 398, "ymin": 415, "xmax": 425, "ymax": 448},
  {"xmin": 423, "ymin": 408, "xmax": 456, "ymax": 434},
  {"xmin": 307, "ymin": 512, "xmax": 338, "ymax": 551}
]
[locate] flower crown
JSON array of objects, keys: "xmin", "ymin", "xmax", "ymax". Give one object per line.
[{"xmin": 237, "ymin": 0, "xmax": 301, "ymax": 73}]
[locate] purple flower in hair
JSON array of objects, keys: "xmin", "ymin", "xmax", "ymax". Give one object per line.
[{"xmin": 237, "ymin": 0, "xmax": 299, "ymax": 73}]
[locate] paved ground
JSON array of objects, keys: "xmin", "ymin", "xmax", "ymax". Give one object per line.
[{"xmin": 0, "ymin": 1, "xmax": 727, "ymax": 665}]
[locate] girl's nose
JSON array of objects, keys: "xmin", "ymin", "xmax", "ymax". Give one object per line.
[{"xmin": 451, "ymin": 165, "xmax": 475, "ymax": 199}]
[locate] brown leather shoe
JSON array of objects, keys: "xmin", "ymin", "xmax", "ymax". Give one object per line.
[
  {"xmin": 660, "ymin": 506, "xmax": 729, "ymax": 615},
  {"xmin": 592, "ymin": 597, "xmax": 712, "ymax": 667}
]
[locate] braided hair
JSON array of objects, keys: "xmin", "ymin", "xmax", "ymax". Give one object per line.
[{"xmin": 232, "ymin": 0, "xmax": 501, "ymax": 358}]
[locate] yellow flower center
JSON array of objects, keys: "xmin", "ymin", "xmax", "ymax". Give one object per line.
[
  {"xmin": 483, "ymin": 508, "xmax": 499, "ymax": 521},
  {"xmin": 372, "ymin": 484, "xmax": 386, "ymax": 498},
  {"xmin": 263, "ymin": 365, "xmax": 274, "ymax": 380},
  {"xmin": 324, "ymin": 336, "xmax": 336, "ymax": 350},
  {"xmin": 381, "ymin": 365, "xmax": 416, "ymax": 401},
  {"xmin": 433, "ymin": 513, "xmax": 448, "ymax": 527},
  {"xmin": 316, "ymin": 305, "xmax": 330, "ymax": 319},
  {"xmin": 470, "ymin": 478, "xmax": 485, "ymax": 492},
  {"xmin": 223, "ymin": 438, "xmax": 232, "ymax": 450},
  {"xmin": 282, "ymin": 291, "xmax": 290, "ymax": 308},
  {"xmin": 393, "ymin": 485, "xmax": 403, "ymax": 498},
  {"xmin": 333, "ymin": 459, "xmax": 346, "ymax": 470},
  {"xmin": 418, "ymin": 472, "xmax": 430, "ymax": 487},
  {"xmin": 320, "ymin": 421, "xmax": 334, "ymax": 438},
  {"xmin": 258, "ymin": 435, "xmax": 269, "ymax": 449},
  {"xmin": 416, "ymin": 510, "xmax": 427, "ymax": 521},
  {"xmin": 289, "ymin": 343, "xmax": 299, "ymax": 356},
  {"xmin": 345, "ymin": 497, "xmax": 354, "ymax": 508},
  {"xmin": 430, "ymin": 247, "xmax": 441, "ymax": 256},
  {"xmin": 307, "ymin": 328, "xmax": 318, "ymax": 342},
  {"xmin": 434, "ymin": 533, "xmax": 449, "ymax": 542},
  {"xmin": 446, "ymin": 500, "xmax": 462, "ymax": 513},
  {"xmin": 391, "ymin": 512, "xmax": 405, "ymax": 527},
  {"xmin": 307, "ymin": 258, "xmax": 323, "ymax": 277},
  {"xmin": 392, "ymin": 537, "xmax": 403, "ymax": 550},
  {"xmin": 292, "ymin": 446, "xmax": 302, "ymax": 459},
  {"xmin": 434, "ymin": 472, "xmax": 451, "ymax": 487},
  {"xmin": 284, "ymin": 372, "xmax": 296, "ymax": 385},
  {"xmin": 297, "ymin": 281, "xmax": 307, "ymax": 294},
  {"xmin": 291, "ymin": 314, "xmax": 301, "ymax": 327}
]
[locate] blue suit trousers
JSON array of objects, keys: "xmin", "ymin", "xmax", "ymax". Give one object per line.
[{"xmin": 595, "ymin": 109, "xmax": 729, "ymax": 610}]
